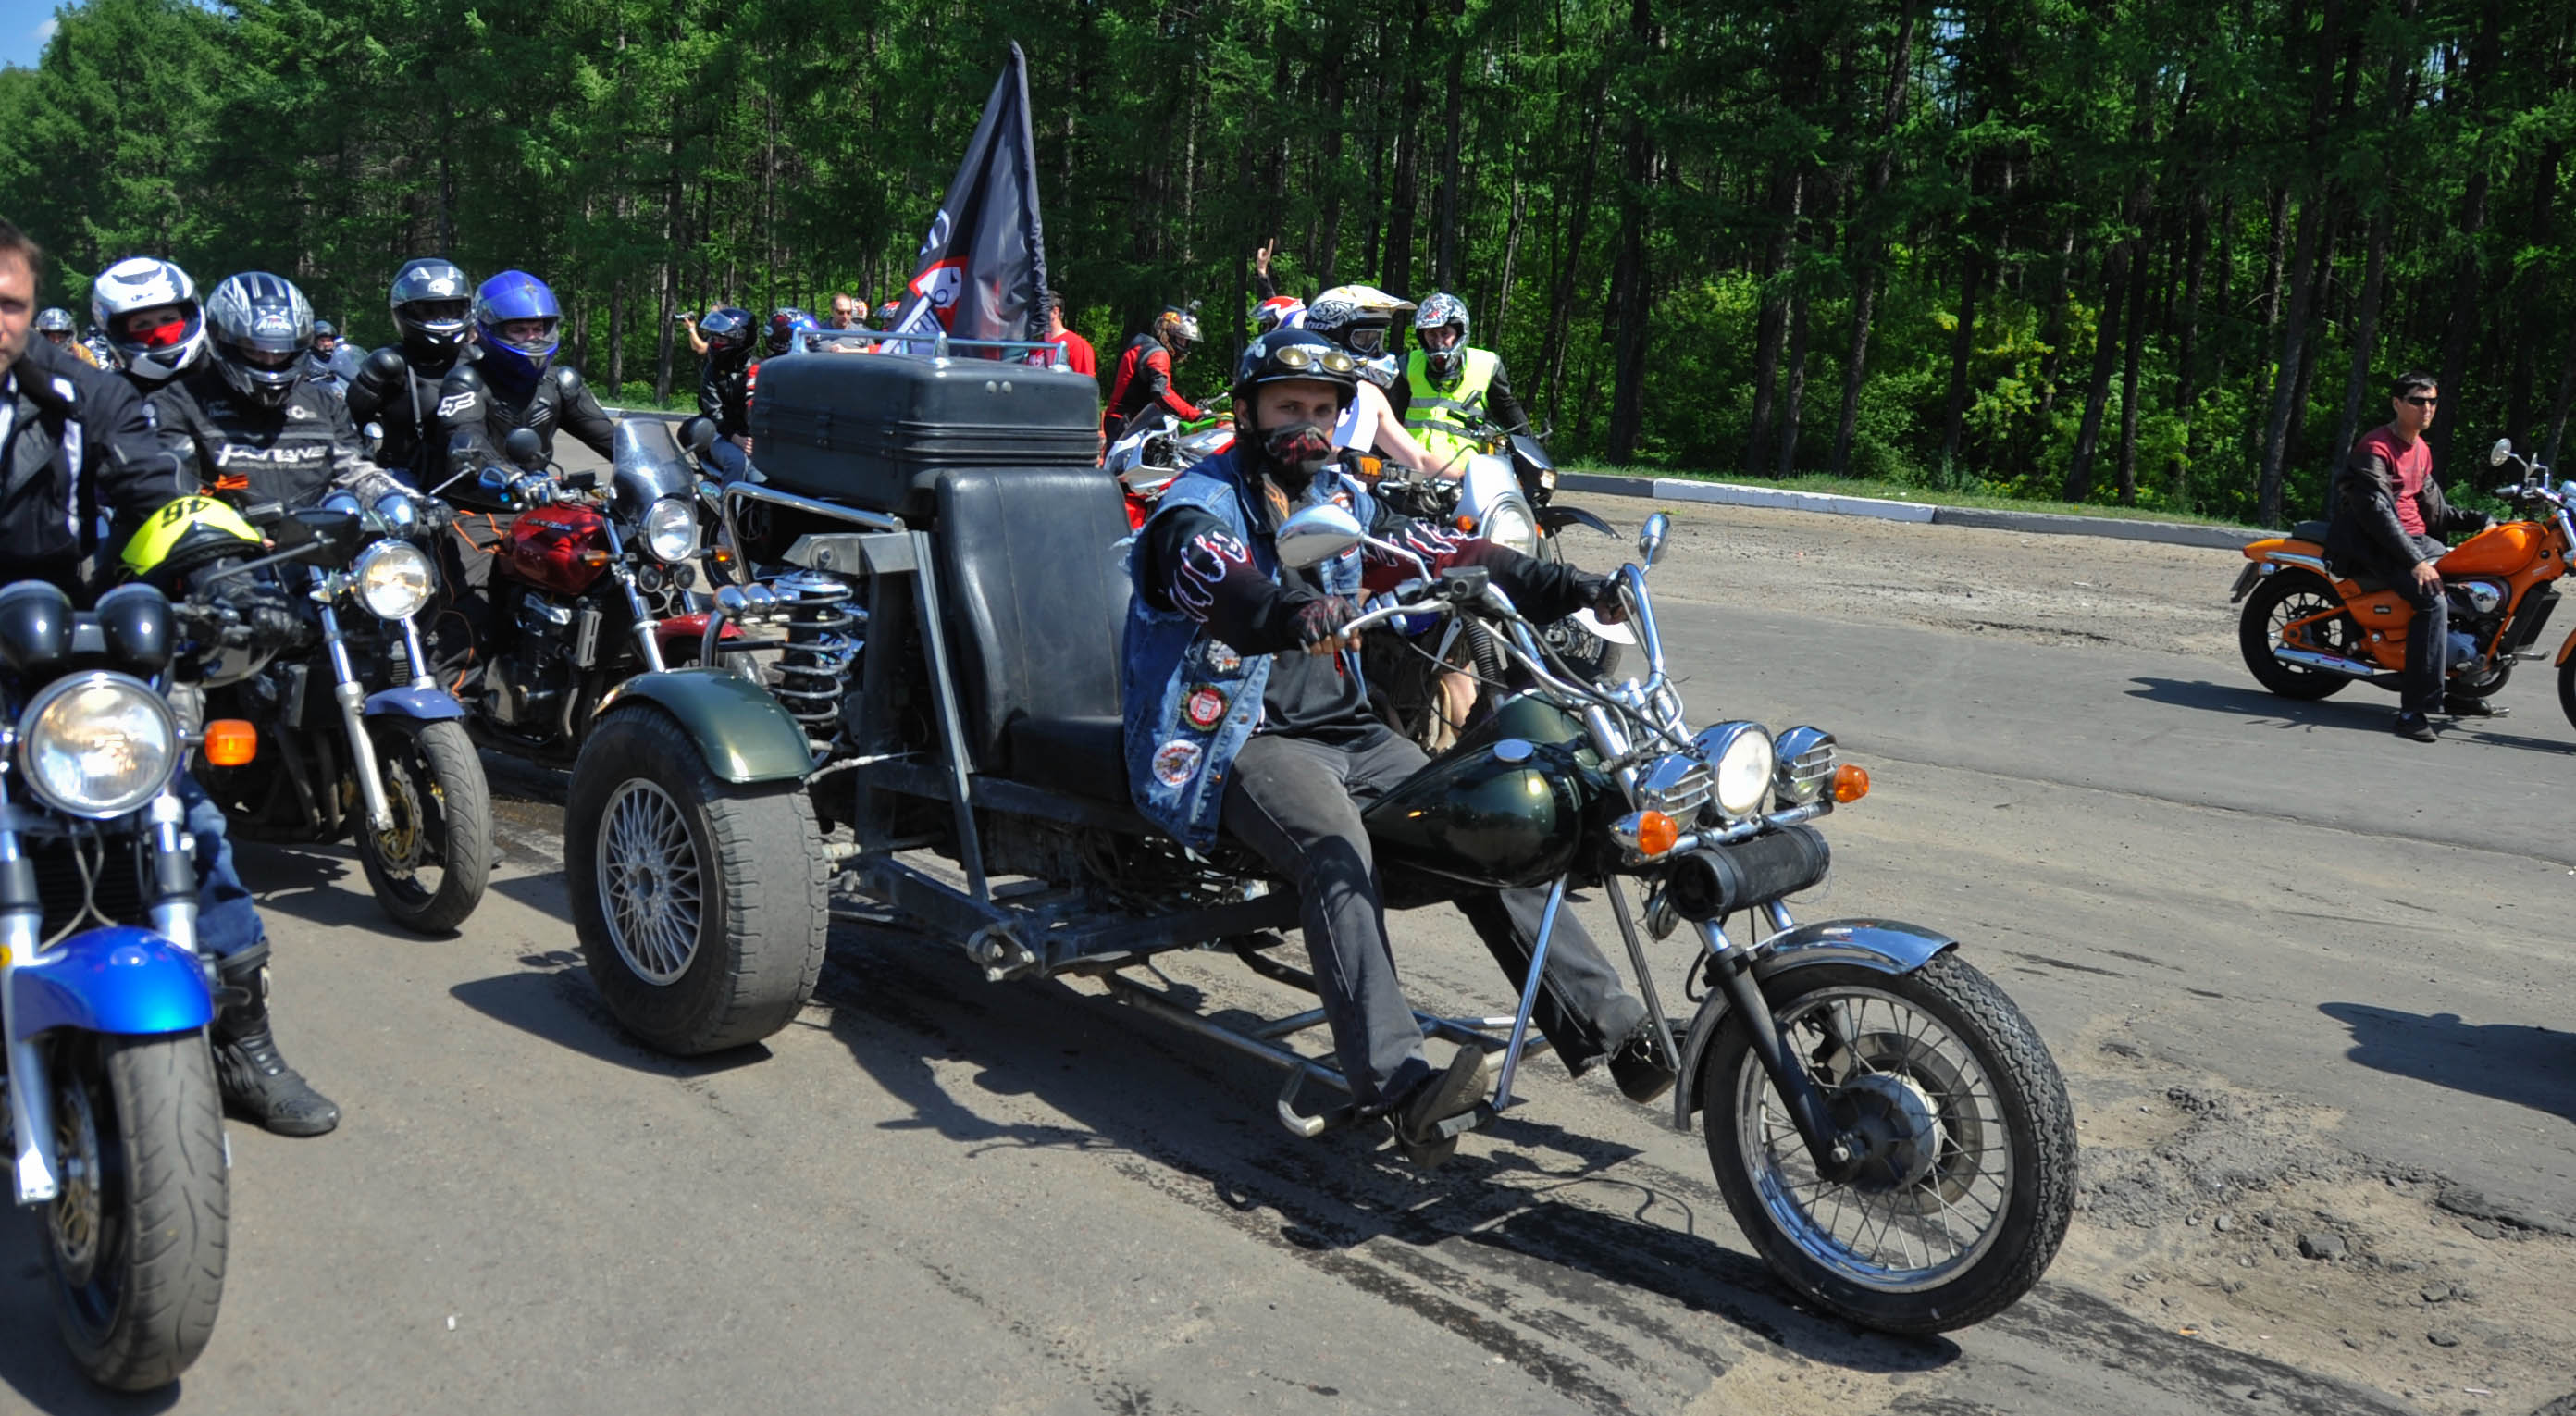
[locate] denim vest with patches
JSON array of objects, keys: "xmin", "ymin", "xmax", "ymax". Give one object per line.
[{"xmin": 1121, "ymin": 452, "xmax": 1369, "ymax": 850}]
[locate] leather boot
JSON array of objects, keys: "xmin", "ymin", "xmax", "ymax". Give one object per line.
[{"xmin": 212, "ymin": 946, "xmax": 341, "ymax": 1137}]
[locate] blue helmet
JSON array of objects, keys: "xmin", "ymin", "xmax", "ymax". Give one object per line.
[{"xmin": 473, "ymin": 270, "xmax": 563, "ymax": 391}]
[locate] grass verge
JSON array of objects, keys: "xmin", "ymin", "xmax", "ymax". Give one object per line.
[{"xmin": 1562, "ymin": 465, "xmax": 2260, "ymax": 528}]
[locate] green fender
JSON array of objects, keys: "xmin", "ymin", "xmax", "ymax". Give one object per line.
[{"xmin": 594, "ymin": 668, "xmax": 814, "ymax": 784}]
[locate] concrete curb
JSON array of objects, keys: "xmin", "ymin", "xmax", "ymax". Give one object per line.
[{"xmin": 1555, "ymin": 471, "xmax": 2278, "ymax": 550}]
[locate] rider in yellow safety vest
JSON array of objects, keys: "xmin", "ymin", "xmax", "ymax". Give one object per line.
[{"xmin": 1394, "ymin": 292, "xmax": 1534, "ymax": 478}]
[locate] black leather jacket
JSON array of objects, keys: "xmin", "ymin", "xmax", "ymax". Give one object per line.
[
  {"xmin": 698, "ymin": 354, "xmax": 751, "ymax": 439},
  {"xmin": 0, "ymin": 336, "xmax": 189, "ymax": 596},
  {"xmin": 346, "ymin": 343, "xmax": 463, "ymax": 485},
  {"xmin": 147, "ymin": 366, "xmax": 374, "ymax": 512},
  {"xmin": 2323, "ymin": 428, "xmax": 2490, "ymax": 576},
  {"xmin": 431, "ymin": 350, "xmax": 617, "ymax": 501}
]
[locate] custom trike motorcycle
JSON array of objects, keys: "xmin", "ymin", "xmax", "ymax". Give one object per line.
[
  {"xmin": 560, "ymin": 443, "xmax": 2076, "ymax": 1334},
  {"xmin": 2235, "ymin": 438, "xmax": 2576, "ymax": 723},
  {"xmin": 3, "ymin": 580, "xmax": 257, "ymax": 1389}
]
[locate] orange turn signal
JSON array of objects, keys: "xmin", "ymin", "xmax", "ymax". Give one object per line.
[
  {"xmin": 1455, "ymin": 515, "xmax": 1478, "ymax": 533},
  {"xmin": 204, "ymin": 719, "xmax": 257, "ymax": 767},
  {"xmin": 1832, "ymin": 764, "xmax": 1871, "ymax": 803},
  {"xmin": 1635, "ymin": 810, "xmax": 1680, "ymax": 856}
]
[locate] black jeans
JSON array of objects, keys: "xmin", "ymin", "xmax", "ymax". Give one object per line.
[
  {"xmin": 2395, "ymin": 533, "xmax": 2449, "ymax": 718},
  {"xmin": 1220, "ymin": 725, "xmax": 1646, "ymax": 1111}
]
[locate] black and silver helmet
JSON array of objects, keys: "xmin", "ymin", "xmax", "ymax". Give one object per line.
[
  {"xmin": 389, "ymin": 257, "xmax": 473, "ymax": 357},
  {"xmin": 204, "ymin": 273, "xmax": 315, "ymax": 409}
]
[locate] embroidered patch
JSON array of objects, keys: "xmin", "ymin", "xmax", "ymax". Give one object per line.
[
  {"xmin": 1152, "ymin": 739, "xmax": 1202, "ymax": 788},
  {"xmin": 435, "ymin": 391, "xmax": 477, "ymax": 419},
  {"xmin": 1184, "ymin": 687, "xmax": 1227, "ymax": 729},
  {"xmin": 1196, "ymin": 640, "xmax": 1243, "ymax": 675}
]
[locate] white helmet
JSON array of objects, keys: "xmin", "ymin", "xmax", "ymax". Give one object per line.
[
  {"xmin": 1303, "ymin": 284, "xmax": 1415, "ymax": 359},
  {"xmin": 91, "ymin": 256, "xmax": 207, "ymax": 385}
]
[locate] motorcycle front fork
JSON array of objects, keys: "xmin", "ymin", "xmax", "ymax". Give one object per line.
[
  {"xmin": 314, "ymin": 601, "xmax": 397, "ymax": 836},
  {"xmin": 3, "ymin": 791, "xmax": 201, "ymax": 1207}
]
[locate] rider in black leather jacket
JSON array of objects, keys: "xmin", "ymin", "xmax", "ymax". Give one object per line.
[{"xmin": 345, "ymin": 258, "xmax": 475, "ymax": 485}]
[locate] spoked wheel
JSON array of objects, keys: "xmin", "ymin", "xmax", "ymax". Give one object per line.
[
  {"xmin": 2237, "ymin": 573, "xmax": 2359, "ymax": 700},
  {"xmin": 1702, "ymin": 955, "xmax": 2075, "ymax": 1334},
  {"xmin": 357, "ymin": 718, "xmax": 491, "ymax": 934},
  {"xmin": 568, "ymin": 707, "xmax": 828, "ymax": 1055},
  {"xmin": 43, "ymin": 1031, "xmax": 229, "ymax": 1391}
]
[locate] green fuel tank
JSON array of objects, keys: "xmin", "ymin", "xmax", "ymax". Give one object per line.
[{"xmin": 1361, "ymin": 692, "xmax": 1616, "ymax": 891}]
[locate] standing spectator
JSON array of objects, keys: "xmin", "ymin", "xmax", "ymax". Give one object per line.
[{"xmin": 1039, "ymin": 291, "xmax": 1096, "ymax": 376}]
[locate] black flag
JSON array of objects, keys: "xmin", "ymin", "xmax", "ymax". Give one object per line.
[{"xmin": 886, "ymin": 43, "xmax": 1048, "ymax": 347}]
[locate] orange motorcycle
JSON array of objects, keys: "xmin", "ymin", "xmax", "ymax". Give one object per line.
[{"xmin": 2232, "ymin": 440, "xmax": 2576, "ymax": 727}]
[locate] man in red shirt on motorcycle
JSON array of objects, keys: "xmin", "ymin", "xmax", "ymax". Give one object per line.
[{"xmin": 2323, "ymin": 370, "xmax": 2496, "ymax": 742}]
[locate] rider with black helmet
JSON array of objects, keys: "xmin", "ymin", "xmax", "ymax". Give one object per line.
[
  {"xmin": 692, "ymin": 304, "xmax": 757, "ymax": 480},
  {"xmin": 1120, "ymin": 329, "xmax": 1666, "ymax": 1166},
  {"xmin": 346, "ymin": 257, "xmax": 476, "ymax": 483}
]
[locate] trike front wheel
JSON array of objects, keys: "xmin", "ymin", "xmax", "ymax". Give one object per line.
[{"xmin": 1701, "ymin": 954, "xmax": 2075, "ymax": 1335}]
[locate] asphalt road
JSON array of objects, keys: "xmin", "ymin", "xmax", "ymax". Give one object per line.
[{"xmin": 3, "ymin": 501, "xmax": 2571, "ymax": 1416}]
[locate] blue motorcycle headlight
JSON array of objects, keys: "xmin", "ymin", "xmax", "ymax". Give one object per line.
[{"xmin": 18, "ymin": 671, "xmax": 179, "ymax": 819}]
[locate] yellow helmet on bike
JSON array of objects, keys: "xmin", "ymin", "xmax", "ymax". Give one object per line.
[{"xmin": 120, "ymin": 496, "xmax": 263, "ymax": 583}]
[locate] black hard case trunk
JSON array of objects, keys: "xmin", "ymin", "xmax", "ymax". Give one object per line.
[{"xmin": 748, "ymin": 351, "xmax": 1101, "ymax": 520}]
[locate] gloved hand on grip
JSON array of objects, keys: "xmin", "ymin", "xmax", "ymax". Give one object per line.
[
  {"xmin": 1294, "ymin": 596, "xmax": 1358, "ymax": 655},
  {"xmin": 1576, "ymin": 571, "xmax": 1629, "ymax": 625},
  {"xmin": 217, "ymin": 581, "xmax": 314, "ymax": 654}
]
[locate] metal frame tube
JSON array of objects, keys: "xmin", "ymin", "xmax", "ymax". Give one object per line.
[{"xmin": 1492, "ymin": 874, "xmax": 1568, "ymax": 1110}]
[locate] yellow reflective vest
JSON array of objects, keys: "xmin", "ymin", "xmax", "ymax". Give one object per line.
[{"xmin": 1402, "ymin": 347, "xmax": 1500, "ymax": 474}]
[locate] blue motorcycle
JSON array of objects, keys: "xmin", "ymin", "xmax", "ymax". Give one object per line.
[{"xmin": 2, "ymin": 581, "xmax": 234, "ymax": 1389}]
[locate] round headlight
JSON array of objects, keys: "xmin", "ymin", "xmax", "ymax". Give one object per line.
[
  {"xmin": 1772, "ymin": 726, "xmax": 1837, "ymax": 805},
  {"xmin": 1697, "ymin": 721, "xmax": 1776, "ymax": 819},
  {"xmin": 19, "ymin": 673, "xmax": 179, "ymax": 819},
  {"xmin": 643, "ymin": 497, "xmax": 699, "ymax": 563},
  {"xmin": 354, "ymin": 540, "xmax": 436, "ymax": 620},
  {"xmin": 1480, "ymin": 500, "xmax": 1539, "ymax": 556}
]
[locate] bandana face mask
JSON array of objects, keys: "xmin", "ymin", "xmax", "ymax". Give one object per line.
[{"xmin": 1260, "ymin": 421, "xmax": 1335, "ymax": 491}]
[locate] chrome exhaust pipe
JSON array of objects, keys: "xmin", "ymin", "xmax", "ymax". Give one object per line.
[{"xmin": 2273, "ymin": 646, "xmax": 2383, "ymax": 677}]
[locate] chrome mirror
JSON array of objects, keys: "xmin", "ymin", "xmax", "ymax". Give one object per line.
[
  {"xmin": 2489, "ymin": 438, "xmax": 2514, "ymax": 468},
  {"xmin": 1275, "ymin": 503, "xmax": 1367, "ymax": 569},
  {"xmin": 1638, "ymin": 512, "xmax": 1668, "ymax": 569}
]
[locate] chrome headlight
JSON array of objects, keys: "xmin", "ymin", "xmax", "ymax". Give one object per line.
[
  {"xmin": 1480, "ymin": 500, "xmax": 1538, "ymax": 556},
  {"xmin": 18, "ymin": 672, "xmax": 179, "ymax": 819},
  {"xmin": 353, "ymin": 540, "xmax": 436, "ymax": 620},
  {"xmin": 1696, "ymin": 721, "xmax": 1776, "ymax": 820},
  {"xmin": 642, "ymin": 497, "xmax": 699, "ymax": 563},
  {"xmin": 1635, "ymin": 752, "xmax": 1712, "ymax": 818},
  {"xmin": 1773, "ymin": 726, "xmax": 1837, "ymax": 805}
]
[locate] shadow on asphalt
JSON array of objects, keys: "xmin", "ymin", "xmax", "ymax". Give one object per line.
[
  {"xmin": 0, "ymin": 1250, "xmax": 187, "ymax": 1416},
  {"xmin": 2319, "ymin": 1001, "xmax": 2576, "ymax": 1128},
  {"xmin": 791, "ymin": 919, "xmax": 1964, "ymax": 1385},
  {"xmin": 448, "ymin": 960, "xmax": 772, "ymax": 1079},
  {"xmin": 2125, "ymin": 676, "xmax": 2576, "ymax": 751}
]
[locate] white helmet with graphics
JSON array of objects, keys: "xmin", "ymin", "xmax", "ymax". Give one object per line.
[
  {"xmin": 92, "ymin": 256, "xmax": 209, "ymax": 385},
  {"xmin": 1302, "ymin": 284, "xmax": 1416, "ymax": 361}
]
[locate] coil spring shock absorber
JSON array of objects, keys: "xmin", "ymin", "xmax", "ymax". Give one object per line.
[{"xmin": 770, "ymin": 570, "xmax": 861, "ymax": 739}]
